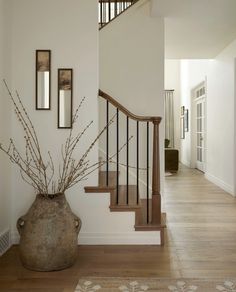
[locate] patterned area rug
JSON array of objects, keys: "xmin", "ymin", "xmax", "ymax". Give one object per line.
[{"xmin": 75, "ymin": 278, "xmax": 236, "ymax": 291}]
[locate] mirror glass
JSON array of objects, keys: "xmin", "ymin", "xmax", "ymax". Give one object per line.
[
  {"xmin": 36, "ymin": 50, "xmax": 51, "ymax": 110},
  {"xmin": 58, "ymin": 69, "xmax": 73, "ymax": 129},
  {"xmin": 59, "ymin": 90, "xmax": 72, "ymax": 128},
  {"xmin": 37, "ymin": 72, "xmax": 50, "ymax": 109}
]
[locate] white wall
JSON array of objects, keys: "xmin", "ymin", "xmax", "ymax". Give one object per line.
[
  {"xmin": 177, "ymin": 45, "xmax": 235, "ymax": 194},
  {"xmin": 8, "ymin": 0, "xmax": 100, "ymax": 241},
  {"xmin": 235, "ymin": 58, "xmax": 236, "ymax": 195},
  {"xmin": 205, "ymin": 43, "xmax": 235, "ymax": 195},
  {"xmin": 99, "ymin": 0, "xmax": 165, "ymax": 195},
  {"xmin": 0, "ymin": 0, "xmax": 11, "ymax": 235},
  {"xmin": 165, "ymin": 60, "xmax": 181, "ymax": 151},
  {"xmin": 1, "ymin": 0, "xmax": 162, "ymax": 245}
]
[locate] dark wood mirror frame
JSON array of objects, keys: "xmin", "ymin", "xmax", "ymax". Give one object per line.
[
  {"xmin": 57, "ymin": 68, "xmax": 73, "ymax": 129},
  {"xmin": 36, "ymin": 50, "xmax": 51, "ymax": 110}
]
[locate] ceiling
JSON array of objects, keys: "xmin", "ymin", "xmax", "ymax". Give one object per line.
[{"xmin": 151, "ymin": 0, "xmax": 236, "ymax": 59}]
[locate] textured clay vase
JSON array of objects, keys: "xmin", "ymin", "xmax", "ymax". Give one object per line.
[{"xmin": 17, "ymin": 193, "xmax": 81, "ymax": 271}]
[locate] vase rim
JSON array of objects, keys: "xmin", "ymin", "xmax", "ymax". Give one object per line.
[{"xmin": 37, "ymin": 193, "xmax": 65, "ymax": 198}]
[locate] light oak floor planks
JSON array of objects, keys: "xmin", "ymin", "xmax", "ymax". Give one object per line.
[
  {"xmin": 1, "ymin": 165, "xmax": 236, "ymax": 291},
  {"xmin": 164, "ymin": 165, "xmax": 236, "ymax": 278}
]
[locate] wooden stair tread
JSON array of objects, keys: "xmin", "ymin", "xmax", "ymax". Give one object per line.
[
  {"xmin": 84, "ymin": 171, "xmax": 117, "ymax": 193},
  {"xmin": 84, "ymin": 186, "xmax": 115, "ymax": 193},
  {"xmin": 135, "ymin": 199, "xmax": 166, "ymax": 231},
  {"xmin": 110, "ymin": 185, "xmax": 141, "ymax": 211}
]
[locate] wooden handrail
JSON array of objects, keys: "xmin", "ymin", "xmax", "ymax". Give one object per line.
[{"xmin": 99, "ymin": 90, "xmax": 162, "ymax": 123}]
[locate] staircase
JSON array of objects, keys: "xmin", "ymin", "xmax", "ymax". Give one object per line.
[
  {"xmin": 85, "ymin": 0, "xmax": 166, "ymax": 245},
  {"xmin": 85, "ymin": 90, "xmax": 166, "ymax": 245}
]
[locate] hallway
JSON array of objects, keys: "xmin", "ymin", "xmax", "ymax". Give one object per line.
[{"xmin": 165, "ymin": 165, "xmax": 236, "ymax": 277}]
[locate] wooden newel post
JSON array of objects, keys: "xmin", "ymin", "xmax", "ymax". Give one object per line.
[{"xmin": 151, "ymin": 118, "xmax": 162, "ymax": 225}]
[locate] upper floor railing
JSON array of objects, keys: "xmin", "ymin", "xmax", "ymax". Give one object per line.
[{"xmin": 99, "ymin": 0, "xmax": 137, "ymax": 29}]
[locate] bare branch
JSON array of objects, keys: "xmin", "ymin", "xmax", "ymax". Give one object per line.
[{"xmin": 0, "ymin": 82, "xmax": 130, "ymax": 197}]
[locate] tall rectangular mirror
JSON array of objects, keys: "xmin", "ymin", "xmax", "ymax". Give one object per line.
[
  {"xmin": 36, "ymin": 50, "xmax": 51, "ymax": 110},
  {"xmin": 58, "ymin": 68, "xmax": 73, "ymax": 129}
]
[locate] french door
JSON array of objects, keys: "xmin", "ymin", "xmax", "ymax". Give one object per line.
[{"xmin": 196, "ymin": 97, "xmax": 206, "ymax": 172}]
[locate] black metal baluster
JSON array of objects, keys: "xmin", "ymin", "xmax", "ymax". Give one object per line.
[
  {"xmin": 115, "ymin": 0, "xmax": 117, "ymax": 17},
  {"xmin": 108, "ymin": 0, "xmax": 111, "ymax": 21},
  {"xmin": 99, "ymin": 0, "xmax": 136, "ymax": 27},
  {"xmin": 102, "ymin": 0, "xmax": 104, "ymax": 25},
  {"xmin": 146, "ymin": 122, "xmax": 149, "ymax": 224},
  {"xmin": 116, "ymin": 108, "xmax": 119, "ymax": 205},
  {"xmin": 106, "ymin": 100, "xmax": 109, "ymax": 186},
  {"xmin": 126, "ymin": 116, "xmax": 129, "ymax": 205},
  {"xmin": 136, "ymin": 121, "xmax": 139, "ymax": 205},
  {"xmin": 100, "ymin": 0, "xmax": 103, "ymax": 27}
]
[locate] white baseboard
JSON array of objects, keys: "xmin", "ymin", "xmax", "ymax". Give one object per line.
[
  {"xmin": 11, "ymin": 231, "xmax": 19, "ymax": 245},
  {"xmin": 205, "ymin": 172, "xmax": 234, "ymax": 196},
  {"xmin": 78, "ymin": 232, "xmax": 161, "ymax": 245},
  {"xmin": 11, "ymin": 231, "xmax": 161, "ymax": 245},
  {"xmin": 180, "ymin": 159, "xmax": 191, "ymax": 167}
]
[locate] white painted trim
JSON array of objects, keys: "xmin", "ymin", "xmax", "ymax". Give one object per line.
[
  {"xmin": 79, "ymin": 232, "xmax": 161, "ymax": 245},
  {"xmin": 11, "ymin": 232, "xmax": 19, "ymax": 245},
  {"xmin": 181, "ymin": 159, "xmax": 191, "ymax": 168},
  {"xmin": 190, "ymin": 79, "xmax": 207, "ymax": 171},
  {"xmin": 11, "ymin": 231, "xmax": 161, "ymax": 245},
  {"xmin": 205, "ymin": 172, "xmax": 235, "ymax": 196}
]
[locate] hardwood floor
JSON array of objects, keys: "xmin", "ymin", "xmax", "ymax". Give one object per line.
[
  {"xmin": 1, "ymin": 165, "xmax": 236, "ymax": 291},
  {"xmin": 165, "ymin": 166, "xmax": 236, "ymax": 278}
]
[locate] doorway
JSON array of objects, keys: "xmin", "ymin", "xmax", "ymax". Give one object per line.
[{"xmin": 191, "ymin": 81, "xmax": 207, "ymax": 173}]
